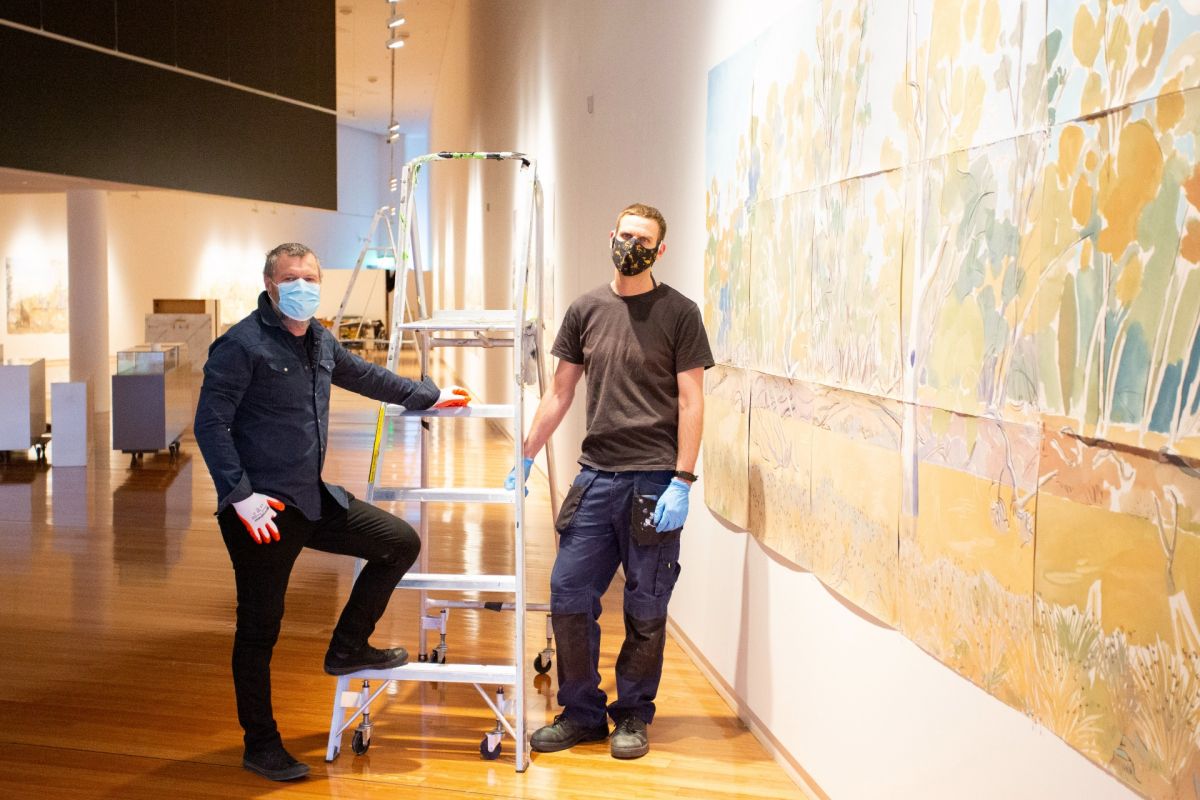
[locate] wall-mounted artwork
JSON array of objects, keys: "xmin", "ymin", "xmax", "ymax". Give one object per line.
[
  {"xmin": 1041, "ymin": 88, "xmax": 1200, "ymax": 460},
  {"xmin": 1036, "ymin": 426, "xmax": 1200, "ymax": 799},
  {"xmin": 747, "ymin": 372, "xmax": 814, "ymax": 567},
  {"xmin": 5, "ymin": 257, "xmax": 67, "ymax": 334},
  {"xmin": 703, "ymin": 1, "xmax": 1200, "ymax": 794},
  {"xmin": 809, "ymin": 387, "xmax": 901, "ymax": 625},
  {"xmin": 812, "ymin": 171, "xmax": 905, "ymax": 398},
  {"xmin": 900, "ymin": 408, "xmax": 1040, "ymax": 711},
  {"xmin": 909, "ymin": 133, "xmax": 1044, "ymax": 420},
  {"xmin": 703, "ymin": 366, "xmax": 751, "ymax": 529}
]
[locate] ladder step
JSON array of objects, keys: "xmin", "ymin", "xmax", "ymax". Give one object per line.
[
  {"xmin": 386, "ymin": 403, "xmax": 515, "ymax": 419},
  {"xmin": 338, "ymin": 661, "xmax": 517, "ymax": 685},
  {"xmin": 371, "ymin": 487, "xmax": 514, "ymax": 504},
  {"xmin": 399, "ymin": 572, "xmax": 517, "ymax": 592},
  {"xmin": 396, "ymin": 309, "xmax": 524, "ymax": 332}
]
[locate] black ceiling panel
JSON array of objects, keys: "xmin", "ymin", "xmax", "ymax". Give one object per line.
[
  {"xmin": 0, "ymin": 25, "xmax": 337, "ymax": 209},
  {"xmin": 228, "ymin": 1, "xmax": 278, "ymax": 96},
  {"xmin": 176, "ymin": 0, "xmax": 231, "ymax": 80},
  {"xmin": 0, "ymin": 0, "xmax": 41, "ymax": 27},
  {"xmin": 41, "ymin": 0, "xmax": 116, "ymax": 48},
  {"xmin": 283, "ymin": 0, "xmax": 335, "ymax": 108},
  {"xmin": 116, "ymin": 0, "xmax": 176, "ymax": 65}
]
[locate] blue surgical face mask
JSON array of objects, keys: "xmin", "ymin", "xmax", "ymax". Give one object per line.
[{"xmin": 273, "ymin": 278, "xmax": 321, "ymax": 321}]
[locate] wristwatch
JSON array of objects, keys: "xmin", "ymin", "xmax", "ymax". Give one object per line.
[{"xmin": 673, "ymin": 470, "xmax": 699, "ymax": 482}]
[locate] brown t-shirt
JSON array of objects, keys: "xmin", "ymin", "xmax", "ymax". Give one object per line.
[{"xmin": 552, "ymin": 282, "xmax": 714, "ymax": 471}]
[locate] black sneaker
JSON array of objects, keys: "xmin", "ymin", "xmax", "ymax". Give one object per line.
[
  {"xmin": 610, "ymin": 716, "xmax": 649, "ymax": 759},
  {"xmin": 323, "ymin": 644, "xmax": 409, "ymax": 675},
  {"xmin": 242, "ymin": 746, "xmax": 310, "ymax": 781},
  {"xmin": 530, "ymin": 714, "xmax": 609, "ymax": 753}
]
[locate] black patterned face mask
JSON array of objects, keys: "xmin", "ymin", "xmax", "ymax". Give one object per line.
[{"xmin": 611, "ymin": 237, "xmax": 658, "ymax": 276}]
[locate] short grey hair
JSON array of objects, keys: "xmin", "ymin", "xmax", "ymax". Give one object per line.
[{"xmin": 263, "ymin": 242, "xmax": 321, "ymax": 280}]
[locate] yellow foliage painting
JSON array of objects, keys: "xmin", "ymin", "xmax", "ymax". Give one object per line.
[
  {"xmin": 808, "ymin": 388, "xmax": 901, "ymax": 625},
  {"xmin": 899, "ymin": 408, "xmax": 1040, "ymax": 711},
  {"xmin": 702, "ymin": 366, "xmax": 751, "ymax": 530},
  {"xmin": 811, "ymin": 172, "xmax": 906, "ymax": 398},
  {"xmin": 909, "ymin": 133, "xmax": 1045, "ymax": 421},
  {"xmin": 1037, "ymin": 427, "xmax": 1200, "ymax": 798},
  {"xmin": 747, "ymin": 372, "xmax": 815, "ymax": 568},
  {"xmin": 703, "ymin": 3, "xmax": 1200, "ymax": 795},
  {"xmin": 1040, "ymin": 87, "xmax": 1200, "ymax": 460},
  {"xmin": 748, "ymin": 192, "xmax": 810, "ymax": 378}
]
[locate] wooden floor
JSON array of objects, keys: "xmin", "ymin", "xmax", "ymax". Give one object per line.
[{"xmin": 0, "ymin": 361, "xmax": 804, "ymax": 799}]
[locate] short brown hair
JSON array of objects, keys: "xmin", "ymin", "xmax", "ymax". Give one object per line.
[
  {"xmin": 615, "ymin": 203, "xmax": 667, "ymax": 245},
  {"xmin": 263, "ymin": 242, "xmax": 321, "ymax": 280}
]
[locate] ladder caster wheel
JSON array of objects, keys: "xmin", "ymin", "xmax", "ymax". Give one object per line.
[
  {"xmin": 427, "ymin": 650, "xmax": 440, "ymax": 664},
  {"xmin": 479, "ymin": 735, "xmax": 502, "ymax": 760},
  {"xmin": 352, "ymin": 729, "xmax": 370, "ymax": 755},
  {"xmin": 533, "ymin": 654, "xmax": 552, "ymax": 674}
]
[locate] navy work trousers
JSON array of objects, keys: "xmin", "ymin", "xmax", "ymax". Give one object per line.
[{"xmin": 550, "ymin": 467, "xmax": 682, "ymax": 727}]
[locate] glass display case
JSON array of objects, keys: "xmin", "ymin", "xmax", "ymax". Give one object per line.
[{"xmin": 116, "ymin": 343, "xmax": 181, "ymax": 375}]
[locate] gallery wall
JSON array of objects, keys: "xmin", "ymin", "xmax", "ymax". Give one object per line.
[
  {"xmin": 0, "ymin": 124, "xmax": 392, "ymax": 364},
  {"xmin": 427, "ymin": 1, "xmax": 1148, "ymax": 797}
]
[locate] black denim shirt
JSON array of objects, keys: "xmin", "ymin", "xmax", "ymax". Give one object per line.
[{"xmin": 194, "ymin": 292, "xmax": 440, "ymax": 520}]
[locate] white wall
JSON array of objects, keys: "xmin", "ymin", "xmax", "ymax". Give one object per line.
[
  {"xmin": 428, "ymin": 2, "xmax": 1135, "ymax": 797},
  {"xmin": 0, "ymin": 123, "xmax": 391, "ymax": 362}
]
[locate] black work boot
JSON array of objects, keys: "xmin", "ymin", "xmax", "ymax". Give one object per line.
[
  {"xmin": 530, "ymin": 713, "xmax": 609, "ymax": 752},
  {"xmin": 242, "ymin": 745, "xmax": 310, "ymax": 781},
  {"xmin": 610, "ymin": 715, "xmax": 649, "ymax": 759},
  {"xmin": 323, "ymin": 644, "xmax": 409, "ymax": 675}
]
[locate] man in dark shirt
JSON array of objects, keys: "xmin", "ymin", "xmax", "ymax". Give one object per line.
[
  {"xmin": 507, "ymin": 204, "xmax": 714, "ymax": 759},
  {"xmin": 194, "ymin": 242, "xmax": 470, "ymax": 781}
]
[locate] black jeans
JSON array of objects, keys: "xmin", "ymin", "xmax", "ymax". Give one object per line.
[{"xmin": 218, "ymin": 494, "xmax": 420, "ymax": 753}]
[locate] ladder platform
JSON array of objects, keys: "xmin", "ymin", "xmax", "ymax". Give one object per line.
[
  {"xmin": 386, "ymin": 403, "xmax": 515, "ymax": 419},
  {"xmin": 337, "ymin": 661, "xmax": 516, "ymax": 685},
  {"xmin": 399, "ymin": 572, "xmax": 517, "ymax": 592},
  {"xmin": 371, "ymin": 487, "xmax": 514, "ymax": 504},
  {"xmin": 396, "ymin": 309, "xmax": 528, "ymax": 332}
]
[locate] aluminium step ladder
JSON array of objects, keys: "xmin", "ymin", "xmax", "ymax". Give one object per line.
[
  {"xmin": 331, "ymin": 205, "xmax": 410, "ymax": 352},
  {"xmin": 325, "ymin": 152, "xmax": 560, "ymax": 772}
]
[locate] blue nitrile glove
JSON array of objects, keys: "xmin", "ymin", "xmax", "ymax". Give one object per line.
[
  {"xmin": 652, "ymin": 478, "xmax": 691, "ymax": 532},
  {"xmin": 505, "ymin": 457, "xmax": 535, "ymax": 495}
]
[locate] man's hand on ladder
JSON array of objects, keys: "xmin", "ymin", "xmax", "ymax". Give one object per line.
[
  {"xmin": 432, "ymin": 386, "xmax": 473, "ymax": 409},
  {"xmin": 505, "ymin": 457, "xmax": 535, "ymax": 496}
]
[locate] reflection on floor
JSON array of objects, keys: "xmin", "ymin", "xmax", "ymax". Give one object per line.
[{"xmin": 0, "ymin": 368, "xmax": 805, "ymax": 799}]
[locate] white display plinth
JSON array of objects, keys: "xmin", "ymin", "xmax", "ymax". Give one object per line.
[
  {"xmin": 0, "ymin": 358, "xmax": 47, "ymax": 452},
  {"xmin": 51, "ymin": 381, "xmax": 90, "ymax": 467}
]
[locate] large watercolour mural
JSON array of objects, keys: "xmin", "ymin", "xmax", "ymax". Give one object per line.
[{"xmin": 703, "ymin": 1, "xmax": 1200, "ymax": 796}]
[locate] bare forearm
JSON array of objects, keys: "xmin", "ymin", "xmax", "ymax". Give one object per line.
[
  {"xmin": 523, "ymin": 387, "xmax": 574, "ymax": 459},
  {"xmin": 676, "ymin": 394, "xmax": 703, "ymax": 473}
]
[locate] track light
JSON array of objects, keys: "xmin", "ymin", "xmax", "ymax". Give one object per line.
[
  {"xmin": 387, "ymin": 32, "xmax": 409, "ymax": 49},
  {"xmin": 388, "ymin": 14, "xmax": 406, "ymax": 28}
]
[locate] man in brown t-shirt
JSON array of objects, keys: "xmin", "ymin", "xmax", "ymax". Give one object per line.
[{"xmin": 506, "ymin": 203, "xmax": 714, "ymax": 759}]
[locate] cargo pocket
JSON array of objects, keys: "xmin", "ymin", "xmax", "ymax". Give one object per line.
[
  {"xmin": 653, "ymin": 533, "xmax": 682, "ymax": 596},
  {"xmin": 554, "ymin": 470, "xmax": 599, "ymax": 533}
]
